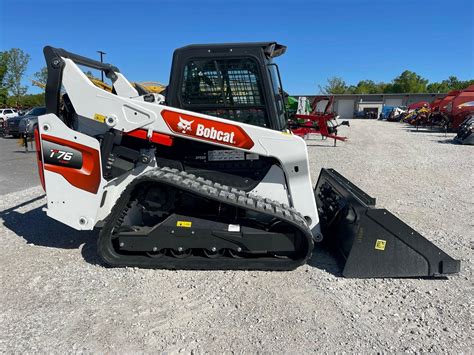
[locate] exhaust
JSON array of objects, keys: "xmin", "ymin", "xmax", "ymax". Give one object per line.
[{"xmin": 314, "ymin": 169, "xmax": 460, "ymax": 278}]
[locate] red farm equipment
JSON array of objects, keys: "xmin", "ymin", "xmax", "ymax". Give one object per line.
[
  {"xmin": 288, "ymin": 96, "xmax": 349, "ymax": 146},
  {"xmin": 448, "ymin": 85, "xmax": 474, "ymax": 130},
  {"xmin": 426, "ymin": 90, "xmax": 460, "ymax": 130},
  {"xmin": 407, "ymin": 101, "xmax": 430, "ymax": 111},
  {"xmin": 430, "ymin": 98, "xmax": 442, "ymax": 112}
]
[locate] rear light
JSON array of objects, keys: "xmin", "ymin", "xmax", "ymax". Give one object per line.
[{"xmin": 34, "ymin": 127, "xmax": 46, "ymax": 191}]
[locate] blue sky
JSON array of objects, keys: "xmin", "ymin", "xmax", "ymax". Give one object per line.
[{"xmin": 1, "ymin": 0, "xmax": 473, "ymax": 94}]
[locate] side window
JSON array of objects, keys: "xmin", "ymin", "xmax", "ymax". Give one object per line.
[
  {"xmin": 5, "ymin": 110, "xmax": 12, "ymax": 114},
  {"xmin": 267, "ymin": 64, "xmax": 287, "ymax": 128},
  {"xmin": 181, "ymin": 58, "xmax": 268, "ymax": 127}
]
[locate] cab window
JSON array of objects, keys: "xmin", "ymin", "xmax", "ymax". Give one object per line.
[{"xmin": 181, "ymin": 58, "xmax": 269, "ymax": 127}]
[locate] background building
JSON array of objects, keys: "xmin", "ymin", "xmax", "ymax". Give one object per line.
[{"xmin": 295, "ymin": 93, "xmax": 446, "ymax": 118}]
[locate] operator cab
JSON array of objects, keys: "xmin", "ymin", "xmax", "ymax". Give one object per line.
[{"xmin": 166, "ymin": 42, "xmax": 288, "ymax": 131}]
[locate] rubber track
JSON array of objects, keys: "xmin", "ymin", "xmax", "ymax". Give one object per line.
[{"xmin": 98, "ymin": 167, "xmax": 314, "ymax": 270}]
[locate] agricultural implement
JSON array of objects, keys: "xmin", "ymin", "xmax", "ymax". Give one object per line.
[{"xmin": 288, "ymin": 96, "xmax": 349, "ymax": 145}]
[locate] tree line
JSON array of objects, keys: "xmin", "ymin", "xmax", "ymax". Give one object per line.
[
  {"xmin": 1, "ymin": 48, "xmax": 473, "ymax": 108},
  {"xmin": 0, "ymin": 48, "xmax": 46, "ymax": 109},
  {"xmin": 320, "ymin": 70, "xmax": 474, "ymax": 95}
]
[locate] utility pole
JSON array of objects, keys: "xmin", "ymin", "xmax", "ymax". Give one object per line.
[{"xmin": 97, "ymin": 50, "xmax": 106, "ymax": 82}]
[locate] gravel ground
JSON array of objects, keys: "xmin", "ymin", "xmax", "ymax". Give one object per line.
[
  {"xmin": 1, "ymin": 121, "xmax": 472, "ymax": 353},
  {"xmin": 0, "ymin": 137, "xmax": 37, "ymax": 196}
]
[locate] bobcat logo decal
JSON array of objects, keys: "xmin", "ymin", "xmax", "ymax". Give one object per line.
[
  {"xmin": 161, "ymin": 110, "xmax": 255, "ymax": 150},
  {"xmin": 177, "ymin": 117, "xmax": 194, "ymax": 133}
]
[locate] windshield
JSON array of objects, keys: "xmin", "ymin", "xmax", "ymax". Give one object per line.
[{"xmin": 26, "ymin": 107, "xmax": 46, "ymax": 116}]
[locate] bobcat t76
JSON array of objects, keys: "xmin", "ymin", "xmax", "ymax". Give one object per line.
[{"xmin": 34, "ymin": 43, "xmax": 460, "ymax": 277}]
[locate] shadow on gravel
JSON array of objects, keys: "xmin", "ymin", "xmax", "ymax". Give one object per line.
[
  {"xmin": 305, "ymin": 143, "xmax": 340, "ymax": 147},
  {"xmin": 1, "ymin": 197, "xmax": 348, "ymax": 275},
  {"xmin": 437, "ymin": 139, "xmax": 458, "ymax": 144},
  {"xmin": 307, "ymin": 245, "xmax": 343, "ymax": 276},
  {"xmin": 304, "ymin": 138, "xmax": 344, "ymax": 147},
  {"xmin": 0, "ymin": 196, "xmax": 103, "ymax": 266},
  {"xmin": 406, "ymin": 129, "xmax": 448, "ymax": 134}
]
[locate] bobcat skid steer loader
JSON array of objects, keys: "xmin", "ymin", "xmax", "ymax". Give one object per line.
[{"xmin": 34, "ymin": 43, "xmax": 460, "ymax": 277}]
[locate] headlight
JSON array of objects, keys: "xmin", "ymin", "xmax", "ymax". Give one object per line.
[{"xmin": 446, "ymin": 102, "xmax": 452, "ymax": 112}]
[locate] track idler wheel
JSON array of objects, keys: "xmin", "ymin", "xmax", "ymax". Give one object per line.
[
  {"xmin": 146, "ymin": 248, "xmax": 167, "ymax": 258},
  {"xmin": 203, "ymin": 248, "xmax": 225, "ymax": 258},
  {"xmin": 170, "ymin": 248, "xmax": 192, "ymax": 258},
  {"xmin": 228, "ymin": 248, "xmax": 244, "ymax": 258}
]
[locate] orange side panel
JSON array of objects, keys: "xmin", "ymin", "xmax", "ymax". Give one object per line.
[{"xmin": 41, "ymin": 134, "xmax": 101, "ymax": 194}]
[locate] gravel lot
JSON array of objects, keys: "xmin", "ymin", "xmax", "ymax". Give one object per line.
[
  {"xmin": 1, "ymin": 121, "xmax": 472, "ymax": 353},
  {"xmin": 0, "ymin": 137, "xmax": 37, "ymax": 196}
]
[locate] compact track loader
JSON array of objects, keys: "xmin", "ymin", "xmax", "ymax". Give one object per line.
[{"xmin": 34, "ymin": 43, "xmax": 460, "ymax": 277}]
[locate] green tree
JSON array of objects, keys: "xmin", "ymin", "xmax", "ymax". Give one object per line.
[
  {"xmin": 33, "ymin": 66, "xmax": 48, "ymax": 87},
  {"xmin": 345, "ymin": 85, "xmax": 357, "ymax": 94},
  {"xmin": 427, "ymin": 76, "xmax": 474, "ymax": 92},
  {"xmin": 318, "ymin": 72, "xmax": 472, "ymax": 96},
  {"xmin": 352, "ymin": 80, "xmax": 382, "ymax": 94},
  {"xmin": 319, "ymin": 77, "xmax": 347, "ymax": 94},
  {"xmin": 391, "ymin": 70, "xmax": 428, "ymax": 93},
  {"xmin": 379, "ymin": 82, "xmax": 394, "ymax": 93},
  {"xmin": 4, "ymin": 48, "xmax": 30, "ymax": 107},
  {"xmin": 426, "ymin": 81, "xmax": 447, "ymax": 93},
  {"xmin": 462, "ymin": 79, "xmax": 474, "ymax": 89},
  {"xmin": 6, "ymin": 93, "xmax": 45, "ymax": 108},
  {"xmin": 0, "ymin": 51, "xmax": 9, "ymax": 105},
  {"xmin": 444, "ymin": 76, "xmax": 461, "ymax": 90}
]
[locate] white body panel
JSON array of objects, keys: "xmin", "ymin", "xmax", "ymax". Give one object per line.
[
  {"xmin": 38, "ymin": 57, "xmax": 322, "ymax": 239},
  {"xmin": 249, "ymin": 165, "xmax": 290, "ymax": 205},
  {"xmin": 39, "ymin": 114, "xmax": 106, "ymax": 230}
]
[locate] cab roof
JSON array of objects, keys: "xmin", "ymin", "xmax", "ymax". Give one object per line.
[{"xmin": 174, "ymin": 42, "xmax": 287, "ymax": 58}]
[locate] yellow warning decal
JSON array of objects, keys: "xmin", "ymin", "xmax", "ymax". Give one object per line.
[
  {"xmin": 176, "ymin": 221, "xmax": 192, "ymax": 228},
  {"xmin": 375, "ymin": 239, "xmax": 387, "ymax": 251},
  {"xmin": 94, "ymin": 113, "xmax": 107, "ymax": 123}
]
